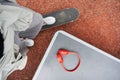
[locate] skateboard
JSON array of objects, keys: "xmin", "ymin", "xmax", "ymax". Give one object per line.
[{"xmin": 41, "ymin": 8, "xmax": 79, "ymax": 30}]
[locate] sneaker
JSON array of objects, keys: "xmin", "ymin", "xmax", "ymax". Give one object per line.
[
  {"xmin": 23, "ymin": 38, "xmax": 34, "ymax": 47},
  {"xmin": 43, "ymin": 16, "xmax": 56, "ymax": 25}
]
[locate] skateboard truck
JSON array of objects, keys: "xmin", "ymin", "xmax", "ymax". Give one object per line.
[{"xmin": 57, "ymin": 49, "xmax": 80, "ymax": 72}]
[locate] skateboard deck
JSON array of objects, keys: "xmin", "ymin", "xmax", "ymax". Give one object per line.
[{"xmin": 41, "ymin": 8, "xmax": 79, "ymax": 30}]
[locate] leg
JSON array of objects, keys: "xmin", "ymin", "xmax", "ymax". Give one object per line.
[
  {"xmin": 1, "ymin": 1, "xmax": 55, "ymax": 39},
  {"xmin": 1, "ymin": 0, "xmax": 44, "ymax": 39},
  {"xmin": 14, "ymin": 32, "xmax": 29, "ymax": 54},
  {"xmin": 19, "ymin": 11, "xmax": 44, "ymax": 39},
  {"xmin": 19, "ymin": 11, "xmax": 56, "ymax": 39}
]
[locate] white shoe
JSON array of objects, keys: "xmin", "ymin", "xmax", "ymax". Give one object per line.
[
  {"xmin": 23, "ymin": 38, "xmax": 34, "ymax": 47},
  {"xmin": 43, "ymin": 16, "xmax": 56, "ymax": 25}
]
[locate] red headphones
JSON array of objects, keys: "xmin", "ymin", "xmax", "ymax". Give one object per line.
[{"xmin": 57, "ymin": 49, "xmax": 80, "ymax": 72}]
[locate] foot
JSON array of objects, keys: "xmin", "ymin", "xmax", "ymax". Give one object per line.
[
  {"xmin": 23, "ymin": 38, "xmax": 34, "ymax": 47},
  {"xmin": 43, "ymin": 16, "xmax": 56, "ymax": 25}
]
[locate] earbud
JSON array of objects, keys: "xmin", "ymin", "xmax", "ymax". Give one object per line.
[
  {"xmin": 57, "ymin": 49, "xmax": 69, "ymax": 63},
  {"xmin": 57, "ymin": 53, "xmax": 63, "ymax": 63}
]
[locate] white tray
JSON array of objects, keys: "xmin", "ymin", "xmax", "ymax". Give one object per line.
[{"xmin": 33, "ymin": 30, "xmax": 120, "ymax": 80}]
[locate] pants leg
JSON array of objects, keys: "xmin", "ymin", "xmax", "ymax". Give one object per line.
[
  {"xmin": 19, "ymin": 12, "xmax": 44, "ymax": 39},
  {"xmin": 14, "ymin": 32, "xmax": 29, "ymax": 54},
  {"xmin": 2, "ymin": 1, "xmax": 44, "ymax": 54},
  {"xmin": 1, "ymin": 1, "xmax": 44, "ymax": 39},
  {"xmin": 14, "ymin": 10, "xmax": 44, "ymax": 53}
]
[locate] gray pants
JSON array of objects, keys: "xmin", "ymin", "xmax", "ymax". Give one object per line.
[
  {"xmin": 15, "ymin": 12, "xmax": 44, "ymax": 53},
  {"xmin": 1, "ymin": 1, "xmax": 44, "ymax": 53}
]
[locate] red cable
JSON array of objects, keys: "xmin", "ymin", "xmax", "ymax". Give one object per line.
[{"xmin": 57, "ymin": 49, "xmax": 81, "ymax": 72}]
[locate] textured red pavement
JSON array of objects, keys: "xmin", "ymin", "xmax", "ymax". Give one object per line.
[{"xmin": 7, "ymin": 0, "xmax": 120, "ymax": 80}]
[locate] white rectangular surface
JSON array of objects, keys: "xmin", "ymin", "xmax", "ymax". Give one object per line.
[{"xmin": 33, "ymin": 30, "xmax": 120, "ymax": 80}]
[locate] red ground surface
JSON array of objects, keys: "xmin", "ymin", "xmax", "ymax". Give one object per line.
[{"xmin": 7, "ymin": 0, "xmax": 120, "ymax": 80}]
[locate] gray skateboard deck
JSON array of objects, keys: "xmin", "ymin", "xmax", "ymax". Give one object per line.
[{"xmin": 41, "ymin": 8, "xmax": 79, "ymax": 30}]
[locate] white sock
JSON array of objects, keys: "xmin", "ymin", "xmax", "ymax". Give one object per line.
[
  {"xmin": 43, "ymin": 16, "xmax": 56, "ymax": 25},
  {"xmin": 23, "ymin": 38, "xmax": 34, "ymax": 47}
]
